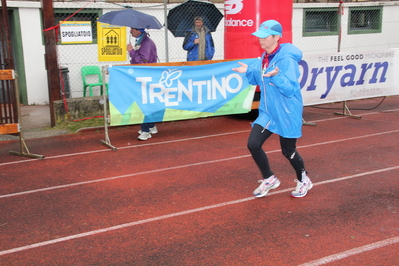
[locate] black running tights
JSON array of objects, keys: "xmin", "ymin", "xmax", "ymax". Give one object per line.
[{"xmin": 247, "ymin": 124, "xmax": 306, "ymax": 181}]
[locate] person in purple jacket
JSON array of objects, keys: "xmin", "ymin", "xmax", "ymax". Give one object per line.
[{"xmin": 127, "ymin": 28, "xmax": 158, "ymax": 140}]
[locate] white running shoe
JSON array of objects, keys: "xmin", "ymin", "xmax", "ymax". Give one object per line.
[
  {"xmin": 291, "ymin": 179, "xmax": 313, "ymax": 198},
  {"xmin": 137, "ymin": 131, "xmax": 152, "ymax": 141},
  {"xmin": 138, "ymin": 126, "xmax": 158, "ymax": 135},
  {"xmin": 253, "ymin": 177, "xmax": 281, "ymax": 198}
]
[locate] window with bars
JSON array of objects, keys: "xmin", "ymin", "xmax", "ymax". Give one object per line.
[
  {"xmin": 348, "ymin": 6, "xmax": 382, "ymax": 34},
  {"xmin": 303, "ymin": 8, "xmax": 339, "ymax": 36}
]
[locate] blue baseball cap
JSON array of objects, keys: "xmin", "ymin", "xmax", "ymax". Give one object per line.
[{"xmin": 252, "ymin": 20, "xmax": 283, "ymax": 38}]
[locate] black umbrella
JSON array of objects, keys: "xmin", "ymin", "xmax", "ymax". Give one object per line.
[
  {"xmin": 167, "ymin": 0, "xmax": 224, "ymax": 37},
  {"xmin": 98, "ymin": 9, "xmax": 162, "ymax": 29}
]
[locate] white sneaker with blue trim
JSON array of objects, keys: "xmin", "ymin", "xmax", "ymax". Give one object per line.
[
  {"xmin": 138, "ymin": 126, "xmax": 158, "ymax": 135},
  {"xmin": 137, "ymin": 131, "xmax": 152, "ymax": 141},
  {"xmin": 253, "ymin": 177, "xmax": 281, "ymax": 198},
  {"xmin": 291, "ymin": 178, "xmax": 313, "ymax": 198}
]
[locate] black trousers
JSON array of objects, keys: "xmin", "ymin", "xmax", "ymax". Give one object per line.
[{"xmin": 247, "ymin": 124, "xmax": 306, "ymax": 181}]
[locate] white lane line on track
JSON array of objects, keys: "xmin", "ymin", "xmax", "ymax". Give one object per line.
[
  {"xmin": 1, "ymin": 129, "xmax": 399, "ymax": 199},
  {"xmin": 0, "ymin": 130, "xmax": 250, "ymax": 166},
  {"xmin": 1, "ymin": 107, "xmax": 398, "ymax": 166},
  {"xmin": 0, "ymin": 154, "xmax": 249, "ymax": 199},
  {"xmin": 0, "ymin": 165, "xmax": 399, "ymax": 256},
  {"xmin": 298, "ymin": 236, "xmax": 399, "ymax": 266}
]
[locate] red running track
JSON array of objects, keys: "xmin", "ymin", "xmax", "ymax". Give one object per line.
[{"xmin": 0, "ymin": 96, "xmax": 398, "ymax": 265}]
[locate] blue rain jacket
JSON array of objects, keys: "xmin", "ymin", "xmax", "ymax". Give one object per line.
[
  {"xmin": 246, "ymin": 43, "xmax": 303, "ymax": 138},
  {"xmin": 182, "ymin": 28, "xmax": 215, "ymax": 61}
]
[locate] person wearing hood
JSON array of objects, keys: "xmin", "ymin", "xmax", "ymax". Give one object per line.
[
  {"xmin": 232, "ymin": 20, "xmax": 313, "ymax": 198},
  {"xmin": 182, "ymin": 16, "xmax": 215, "ymax": 61},
  {"xmin": 127, "ymin": 28, "xmax": 158, "ymax": 140}
]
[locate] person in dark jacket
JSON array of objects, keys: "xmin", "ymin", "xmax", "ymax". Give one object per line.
[
  {"xmin": 127, "ymin": 28, "xmax": 158, "ymax": 140},
  {"xmin": 182, "ymin": 16, "xmax": 215, "ymax": 61},
  {"xmin": 233, "ymin": 20, "xmax": 313, "ymax": 198}
]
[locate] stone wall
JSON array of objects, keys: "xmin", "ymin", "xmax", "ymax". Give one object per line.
[{"xmin": 53, "ymin": 96, "xmax": 107, "ymax": 123}]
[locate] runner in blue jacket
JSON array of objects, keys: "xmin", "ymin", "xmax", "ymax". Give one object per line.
[
  {"xmin": 183, "ymin": 16, "xmax": 215, "ymax": 61},
  {"xmin": 233, "ymin": 20, "xmax": 313, "ymax": 198}
]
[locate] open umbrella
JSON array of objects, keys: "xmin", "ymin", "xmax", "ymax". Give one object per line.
[
  {"xmin": 97, "ymin": 9, "xmax": 162, "ymax": 30},
  {"xmin": 167, "ymin": 0, "xmax": 224, "ymax": 37}
]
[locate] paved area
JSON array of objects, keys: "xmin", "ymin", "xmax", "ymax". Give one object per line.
[{"xmin": 0, "ymin": 105, "xmax": 70, "ymax": 141}]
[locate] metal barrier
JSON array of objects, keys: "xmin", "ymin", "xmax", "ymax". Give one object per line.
[{"xmin": 0, "ymin": 70, "xmax": 44, "ymax": 159}]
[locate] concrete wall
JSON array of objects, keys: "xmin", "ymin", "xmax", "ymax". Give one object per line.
[{"xmin": 53, "ymin": 96, "xmax": 105, "ymax": 123}]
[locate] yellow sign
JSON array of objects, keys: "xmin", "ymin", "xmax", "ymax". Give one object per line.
[{"xmin": 97, "ymin": 22, "xmax": 127, "ymax": 62}]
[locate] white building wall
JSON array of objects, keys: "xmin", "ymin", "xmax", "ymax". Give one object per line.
[
  {"xmin": 292, "ymin": 4, "xmax": 343, "ymax": 54},
  {"xmin": 17, "ymin": 4, "xmax": 49, "ymax": 104},
  {"xmin": 293, "ymin": 2, "xmax": 399, "ymax": 54},
  {"xmin": 338, "ymin": 3, "xmax": 399, "ymax": 52}
]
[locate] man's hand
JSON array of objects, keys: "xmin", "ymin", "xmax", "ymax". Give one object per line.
[
  {"xmin": 232, "ymin": 62, "xmax": 248, "ymax": 73},
  {"xmin": 127, "ymin": 44, "xmax": 133, "ymax": 52},
  {"xmin": 263, "ymin": 67, "xmax": 279, "ymax": 77}
]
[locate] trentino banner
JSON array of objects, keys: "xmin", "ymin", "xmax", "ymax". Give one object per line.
[{"xmin": 109, "ymin": 59, "xmax": 257, "ymax": 126}]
